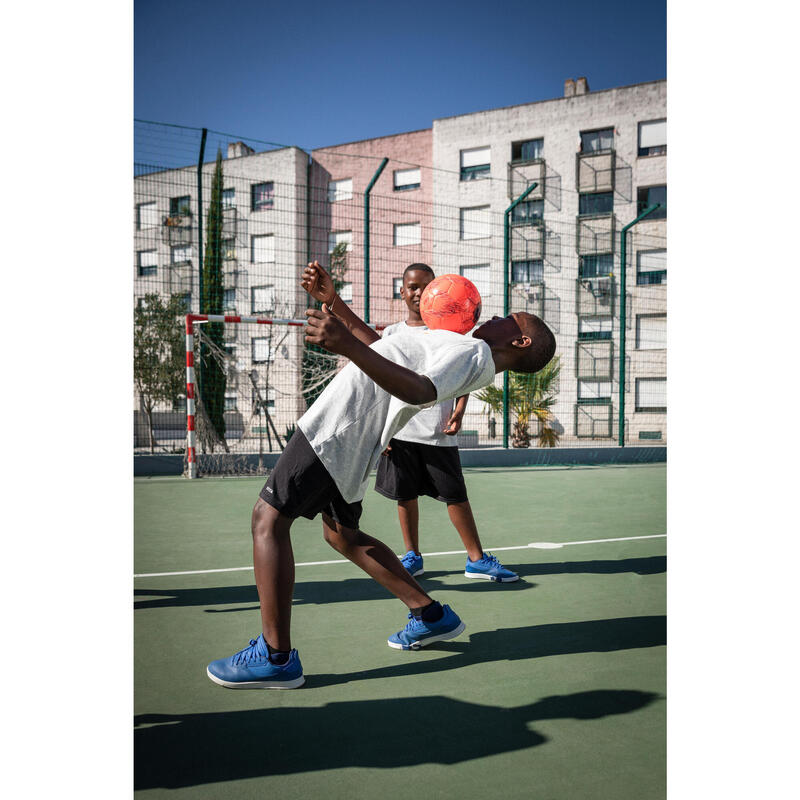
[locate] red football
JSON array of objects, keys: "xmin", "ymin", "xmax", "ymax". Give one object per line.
[{"xmin": 419, "ymin": 274, "xmax": 482, "ymax": 335}]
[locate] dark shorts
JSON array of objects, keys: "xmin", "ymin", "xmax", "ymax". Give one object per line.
[
  {"xmin": 259, "ymin": 429, "xmax": 363, "ymax": 530},
  {"xmin": 374, "ymin": 438, "xmax": 468, "ymax": 504}
]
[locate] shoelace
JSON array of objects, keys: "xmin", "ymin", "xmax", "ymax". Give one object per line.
[
  {"xmin": 402, "ymin": 613, "xmax": 426, "ymax": 633},
  {"xmin": 232, "ymin": 639, "xmax": 264, "ymax": 665},
  {"xmin": 401, "ymin": 553, "xmax": 418, "ymax": 567},
  {"xmin": 482, "ymin": 552, "xmax": 500, "ymax": 566}
]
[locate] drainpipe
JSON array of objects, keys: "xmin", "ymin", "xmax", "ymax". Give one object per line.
[
  {"xmin": 502, "ymin": 182, "xmax": 538, "ymax": 448},
  {"xmin": 618, "ymin": 203, "xmax": 660, "ymax": 446},
  {"xmin": 363, "ymin": 158, "xmax": 388, "ymax": 323}
]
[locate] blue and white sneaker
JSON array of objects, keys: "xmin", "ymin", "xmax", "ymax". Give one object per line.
[
  {"xmin": 206, "ymin": 634, "xmax": 305, "ymax": 689},
  {"xmin": 400, "ymin": 549, "xmax": 424, "ymax": 577},
  {"xmin": 464, "ymin": 552, "xmax": 519, "ymax": 582},
  {"xmin": 388, "ymin": 604, "xmax": 465, "ymax": 650}
]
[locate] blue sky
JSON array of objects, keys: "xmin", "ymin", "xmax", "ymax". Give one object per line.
[{"xmin": 135, "ymin": 0, "xmax": 665, "ymax": 152}]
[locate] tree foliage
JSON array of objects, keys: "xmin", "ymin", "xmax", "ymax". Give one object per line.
[
  {"xmin": 475, "ymin": 356, "xmax": 562, "ymax": 448},
  {"xmin": 133, "ymin": 293, "xmax": 187, "ymax": 453}
]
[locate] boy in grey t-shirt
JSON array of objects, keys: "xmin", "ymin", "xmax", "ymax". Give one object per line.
[
  {"xmin": 376, "ymin": 263, "xmax": 518, "ymax": 582},
  {"xmin": 206, "ymin": 261, "xmax": 556, "ymax": 689}
]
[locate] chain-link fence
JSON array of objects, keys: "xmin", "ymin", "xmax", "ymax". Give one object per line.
[{"xmin": 134, "ymin": 120, "xmax": 667, "ymax": 462}]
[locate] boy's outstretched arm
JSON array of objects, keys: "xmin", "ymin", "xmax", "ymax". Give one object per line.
[
  {"xmin": 300, "ymin": 261, "xmax": 380, "ymax": 346},
  {"xmin": 305, "ymin": 307, "xmax": 436, "ymax": 406}
]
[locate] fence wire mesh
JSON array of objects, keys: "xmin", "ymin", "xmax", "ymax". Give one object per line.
[{"xmin": 133, "ymin": 120, "xmax": 666, "ymax": 464}]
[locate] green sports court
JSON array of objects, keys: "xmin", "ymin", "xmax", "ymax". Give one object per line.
[{"xmin": 134, "ymin": 462, "xmax": 666, "ymax": 799}]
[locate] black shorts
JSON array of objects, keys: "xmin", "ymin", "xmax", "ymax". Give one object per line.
[
  {"xmin": 259, "ymin": 429, "xmax": 363, "ymax": 530},
  {"xmin": 374, "ymin": 438, "xmax": 468, "ymax": 504}
]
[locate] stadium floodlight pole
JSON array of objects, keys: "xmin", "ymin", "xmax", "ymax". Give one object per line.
[
  {"xmin": 363, "ymin": 157, "xmax": 389, "ymax": 323},
  {"xmin": 502, "ymin": 182, "xmax": 538, "ymax": 448},
  {"xmin": 618, "ymin": 203, "xmax": 660, "ymax": 446}
]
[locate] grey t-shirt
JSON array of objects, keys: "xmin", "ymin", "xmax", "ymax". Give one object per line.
[
  {"xmin": 297, "ymin": 329, "xmax": 495, "ymax": 503},
  {"xmin": 382, "ymin": 321, "xmax": 457, "ymax": 447}
]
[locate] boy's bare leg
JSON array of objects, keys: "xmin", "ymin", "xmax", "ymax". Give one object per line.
[
  {"xmin": 397, "ymin": 498, "xmax": 420, "ymax": 554},
  {"xmin": 251, "ymin": 498, "xmax": 295, "ymax": 651},
  {"xmin": 446, "ymin": 500, "xmax": 485, "ymax": 562},
  {"xmin": 321, "ymin": 514, "xmax": 432, "ymax": 608}
]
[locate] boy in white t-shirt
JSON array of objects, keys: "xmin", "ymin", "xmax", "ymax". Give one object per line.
[
  {"xmin": 206, "ymin": 261, "xmax": 556, "ymax": 689},
  {"xmin": 377, "ymin": 263, "xmax": 518, "ymax": 582}
]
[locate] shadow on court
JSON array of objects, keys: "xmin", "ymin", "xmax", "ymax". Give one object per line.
[
  {"xmin": 307, "ymin": 615, "xmax": 666, "ymax": 688},
  {"xmin": 133, "ymin": 555, "xmax": 663, "ymax": 611},
  {"xmin": 134, "ymin": 688, "xmax": 659, "ymax": 789}
]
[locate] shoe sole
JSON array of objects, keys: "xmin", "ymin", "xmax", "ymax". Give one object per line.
[
  {"xmin": 206, "ymin": 668, "xmax": 306, "ymax": 689},
  {"xmin": 387, "ymin": 620, "xmax": 466, "ymax": 651},
  {"xmin": 464, "ymin": 571, "xmax": 519, "ymax": 583},
  {"xmin": 406, "ymin": 567, "xmax": 424, "ymax": 577}
]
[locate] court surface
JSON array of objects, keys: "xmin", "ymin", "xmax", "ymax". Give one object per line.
[{"xmin": 134, "ymin": 463, "xmax": 666, "ymax": 799}]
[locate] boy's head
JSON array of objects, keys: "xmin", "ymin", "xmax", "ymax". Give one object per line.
[
  {"xmin": 400, "ymin": 263, "xmax": 435, "ymax": 319},
  {"xmin": 473, "ymin": 312, "xmax": 556, "ymax": 374}
]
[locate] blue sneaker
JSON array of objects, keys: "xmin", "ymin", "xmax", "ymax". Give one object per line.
[
  {"xmin": 206, "ymin": 634, "xmax": 305, "ymax": 689},
  {"xmin": 400, "ymin": 550, "xmax": 424, "ymax": 577},
  {"xmin": 464, "ymin": 552, "xmax": 519, "ymax": 582},
  {"xmin": 388, "ymin": 604, "xmax": 465, "ymax": 650}
]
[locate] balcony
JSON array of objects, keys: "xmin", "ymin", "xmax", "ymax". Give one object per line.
[
  {"xmin": 223, "ymin": 261, "xmax": 240, "ymax": 290},
  {"xmin": 576, "ymin": 213, "xmax": 615, "ymax": 255},
  {"xmin": 576, "ymin": 275, "xmax": 615, "ymax": 317},
  {"xmin": 511, "ymin": 281, "xmax": 545, "ymax": 317},
  {"xmin": 510, "ymin": 222, "xmax": 544, "ymax": 262},
  {"xmin": 576, "ymin": 149, "xmax": 615, "ymax": 193},
  {"xmin": 507, "ymin": 160, "xmax": 545, "ymax": 201},
  {"xmin": 161, "ymin": 213, "xmax": 193, "ymax": 246},
  {"xmin": 168, "ymin": 261, "xmax": 193, "ymax": 294},
  {"xmin": 574, "ymin": 403, "xmax": 613, "ymax": 439},
  {"xmin": 575, "ymin": 339, "xmax": 614, "ymax": 380}
]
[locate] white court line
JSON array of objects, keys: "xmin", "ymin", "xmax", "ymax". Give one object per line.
[{"xmin": 133, "ymin": 533, "xmax": 665, "ymax": 578}]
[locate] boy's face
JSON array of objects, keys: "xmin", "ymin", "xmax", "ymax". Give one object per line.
[
  {"xmin": 401, "ymin": 269, "xmax": 434, "ymax": 315},
  {"xmin": 472, "ymin": 313, "xmax": 524, "ymax": 344}
]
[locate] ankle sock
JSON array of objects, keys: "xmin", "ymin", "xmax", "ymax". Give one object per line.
[
  {"xmin": 267, "ymin": 643, "xmax": 291, "ymax": 665},
  {"xmin": 411, "ymin": 600, "xmax": 444, "ymax": 623}
]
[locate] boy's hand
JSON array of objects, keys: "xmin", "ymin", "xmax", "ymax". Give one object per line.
[
  {"xmin": 304, "ymin": 306, "xmax": 355, "ymax": 355},
  {"xmin": 301, "ymin": 261, "xmax": 336, "ymax": 306},
  {"xmin": 443, "ymin": 411, "xmax": 464, "ymax": 435}
]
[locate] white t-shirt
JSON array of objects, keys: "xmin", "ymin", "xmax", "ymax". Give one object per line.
[
  {"xmin": 297, "ymin": 329, "xmax": 495, "ymax": 503},
  {"xmin": 382, "ymin": 321, "xmax": 458, "ymax": 447}
]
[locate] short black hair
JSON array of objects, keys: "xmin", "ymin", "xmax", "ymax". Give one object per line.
[
  {"xmin": 403, "ymin": 263, "xmax": 434, "ymax": 279},
  {"xmin": 517, "ymin": 314, "xmax": 557, "ymax": 374}
]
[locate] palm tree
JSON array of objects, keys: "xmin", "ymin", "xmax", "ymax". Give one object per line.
[{"xmin": 475, "ymin": 356, "xmax": 561, "ymax": 447}]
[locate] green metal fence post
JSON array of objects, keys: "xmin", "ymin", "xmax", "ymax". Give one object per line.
[
  {"xmin": 196, "ymin": 128, "xmax": 207, "ymax": 313},
  {"xmin": 618, "ymin": 202, "xmax": 661, "ymax": 446},
  {"xmin": 363, "ymin": 158, "xmax": 389, "ymax": 323},
  {"xmin": 502, "ymin": 182, "xmax": 538, "ymax": 448}
]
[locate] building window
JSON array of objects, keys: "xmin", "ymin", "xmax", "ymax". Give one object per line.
[
  {"xmin": 222, "ymin": 188, "xmax": 235, "ymax": 208},
  {"xmin": 511, "ymin": 138, "xmax": 543, "ymax": 162},
  {"xmin": 251, "ymin": 234, "xmax": 275, "ymax": 263},
  {"xmin": 511, "ymin": 260, "xmax": 543, "ymax": 284},
  {"xmin": 459, "ymin": 264, "xmax": 491, "ymax": 298},
  {"xmin": 578, "ymin": 317, "xmax": 612, "ymax": 340},
  {"xmin": 511, "ymin": 199, "xmax": 544, "ymax": 225},
  {"xmin": 636, "ymin": 314, "xmax": 667, "ymax": 350},
  {"xmin": 137, "ymin": 249, "xmax": 157, "ymax": 276},
  {"xmin": 224, "ymin": 394, "xmax": 238, "ymax": 412},
  {"xmin": 222, "ymin": 238, "xmax": 236, "ymax": 261},
  {"xmin": 394, "ymin": 168, "xmax": 421, "ymax": 191},
  {"xmin": 328, "ymin": 230, "xmax": 352, "ymax": 253},
  {"xmin": 392, "ymin": 277, "xmax": 403, "ymax": 299},
  {"xmin": 638, "ymin": 119, "xmax": 666, "ymax": 157},
  {"xmin": 638, "ymin": 185, "xmax": 667, "ymax": 219},
  {"xmin": 635, "ymin": 377, "xmax": 666, "ymax": 412},
  {"xmin": 460, "ymin": 206, "xmax": 490, "ymax": 240},
  {"xmin": 251, "ymin": 182, "xmax": 274, "ymax": 211},
  {"xmin": 393, "ymin": 222, "xmax": 421, "ymax": 246},
  {"xmin": 580, "ymin": 128, "xmax": 614, "ymax": 153},
  {"xmin": 178, "ymin": 293, "xmax": 191, "ymax": 312},
  {"xmin": 170, "ymin": 195, "xmax": 191, "ymax": 216},
  {"xmin": 251, "ymin": 285, "xmax": 276, "ymax": 314},
  {"xmin": 637, "ymin": 249, "xmax": 667, "ymax": 285},
  {"xmin": 173, "ymin": 396, "xmax": 187, "ymax": 413},
  {"xmin": 579, "ymin": 253, "xmax": 613, "ymax": 278},
  {"xmin": 136, "ymin": 201, "xmax": 158, "ymax": 229},
  {"xmin": 579, "ymin": 192, "xmax": 613, "ymax": 216},
  {"xmin": 170, "ymin": 245, "xmax": 191, "ymax": 265},
  {"xmin": 340, "ymin": 282, "xmax": 353, "ymax": 304},
  {"xmin": 328, "ymin": 178, "xmax": 352, "ymax": 203},
  {"xmin": 252, "ymin": 337, "xmax": 274, "ymax": 363},
  {"xmin": 252, "ymin": 387, "xmax": 276, "ymax": 411},
  {"xmin": 460, "ymin": 146, "xmax": 490, "ymax": 181},
  {"xmin": 577, "ymin": 380, "xmax": 612, "ymax": 404},
  {"xmin": 223, "ymin": 288, "xmax": 236, "ymax": 312}
]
